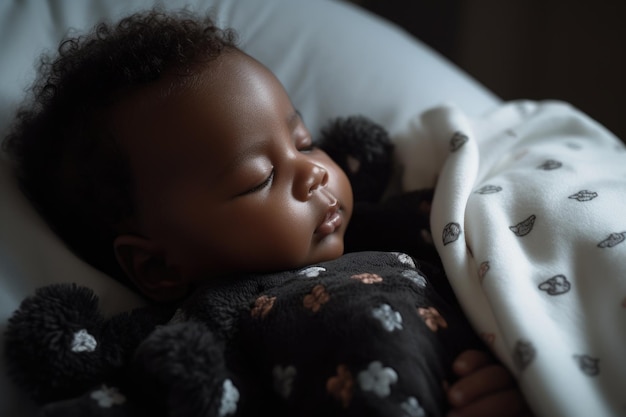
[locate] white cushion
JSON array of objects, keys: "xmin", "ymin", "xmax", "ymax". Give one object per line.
[{"xmin": 0, "ymin": 0, "xmax": 499, "ymax": 414}]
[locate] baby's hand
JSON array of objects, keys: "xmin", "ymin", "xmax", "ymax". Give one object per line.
[{"xmin": 446, "ymin": 350, "xmax": 534, "ymax": 417}]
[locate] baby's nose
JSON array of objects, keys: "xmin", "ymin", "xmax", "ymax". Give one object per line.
[{"xmin": 294, "ymin": 159, "xmax": 328, "ymax": 201}]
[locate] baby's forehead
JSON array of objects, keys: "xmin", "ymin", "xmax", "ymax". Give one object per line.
[
  {"xmin": 110, "ymin": 50, "xmax": 294, "ymax": 178},
  {"xmin": 111, "ymin": 49, "xmax": 282, "ymax": 129}
]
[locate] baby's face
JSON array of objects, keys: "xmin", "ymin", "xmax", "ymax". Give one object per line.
[{"xmin": 111, "ymin": 50, "xmax": 353, "ymax": 282}]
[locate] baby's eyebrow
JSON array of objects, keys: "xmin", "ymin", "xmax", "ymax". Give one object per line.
[
  {"xmin": 214, "ymin": 140, "xmax": 266, "ymax": 182},
  {"xmin": 215, "ymin": 110, "xmax": 302, "ymax": 181},
  {"xmin": 289, "ymin": 109, "xmax": 302, "ymax": 130}
]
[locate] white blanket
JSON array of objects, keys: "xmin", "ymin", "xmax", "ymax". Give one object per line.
[{"xmin": 395, "ymin": 100, "xmax": 626, "ymax": 417}]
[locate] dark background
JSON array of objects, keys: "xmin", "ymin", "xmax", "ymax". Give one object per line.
[{"xmin": 350, "ymin": 0, "xmax": 626, "ymax": 142}]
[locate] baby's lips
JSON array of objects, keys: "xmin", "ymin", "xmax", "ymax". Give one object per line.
[{"xmin": 315, "ymin": 204, "xmax": 342, "ymax": 236}]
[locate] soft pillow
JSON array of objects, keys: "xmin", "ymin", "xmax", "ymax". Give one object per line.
[{"xmin": 0, "ymin": 0, "xmax": 499, "ymax": 414}]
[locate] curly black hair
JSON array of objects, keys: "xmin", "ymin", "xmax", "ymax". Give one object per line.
[{"xmin": 2, "ymin": 9, "xmax": 238, "ymax": 285}]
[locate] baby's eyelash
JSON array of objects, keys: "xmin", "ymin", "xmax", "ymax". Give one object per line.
[
  {"xmin": 298, "ymin": 137, "xmax": 317, "ymax": 153},
  {"xmin": 299, "ymin": 144, "xmax": 316, "ymax": 153},
  {"xmin": 246, "ymin": 169, "xmax": 274, "ymax": 194}
]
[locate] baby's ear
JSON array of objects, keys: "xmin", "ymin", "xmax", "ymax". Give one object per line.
[{"xmin": 113, "ymin": 235, "xmax": 189, "ymax": 302}]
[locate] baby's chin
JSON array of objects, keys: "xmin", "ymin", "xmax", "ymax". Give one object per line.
[{"xmin": 307, "ymin": 235, "xmax": 346, "ymax": 266}]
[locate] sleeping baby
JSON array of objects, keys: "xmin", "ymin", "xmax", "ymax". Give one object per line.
[{"xmin": 3, "ymin": 9, "xmax": 533, "ymax": 417}]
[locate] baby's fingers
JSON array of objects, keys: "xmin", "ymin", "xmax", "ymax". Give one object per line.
[
  {"xmin": 448, "ymin": 364, "xmax": 515, "ymax": 407},
  {"xmin": 447, "ymin": 388, "xmax": 530, "ymax": 417},
  {"xmin": 452, "ymin": 349, "xmax": 494, "ymax": 377}
]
